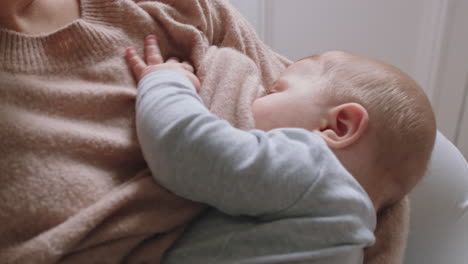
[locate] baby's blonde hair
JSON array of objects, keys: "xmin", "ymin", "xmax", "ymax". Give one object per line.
[{"xmin": 313, "ymin": 51, "xmax": 436, "ymax": 200}]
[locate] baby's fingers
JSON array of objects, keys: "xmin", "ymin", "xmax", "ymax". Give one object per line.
[
  {"xmin": 145, "ymin": 35, "xmax": 163, "ymax": 65},
  {"xmin": 181, "ymin": 61, "xmax": 194, "ymax": 73},
  {"xmin": 126, "ymin": 47, "xmax": 146, "ymax": 80}
]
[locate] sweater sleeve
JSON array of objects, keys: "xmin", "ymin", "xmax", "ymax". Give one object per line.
[
  {"xmin": 136, "ymin": 71, "xmax": 376, "ymax": 224},
  {"xmin": 135, "ymin": 0, "xmax": 290, "ymax": 87}
]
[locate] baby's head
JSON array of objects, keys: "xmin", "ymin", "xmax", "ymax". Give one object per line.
[{"xmin": 252, "ymin": 51, "xmax": 436, "ymax": 212}]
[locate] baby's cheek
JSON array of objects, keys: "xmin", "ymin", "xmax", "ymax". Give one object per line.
[
  {"xmin": 251, "ymin": 99, "xmax": 271, "ymax": 130},
  {"xmin": 251, "ymin": 100, "xmax": 263, "ymax": 123}
]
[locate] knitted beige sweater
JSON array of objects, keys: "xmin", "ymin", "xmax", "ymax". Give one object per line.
[{"xmin": 0, "ymin": 0, "xmax": 408, "ymax": 263}]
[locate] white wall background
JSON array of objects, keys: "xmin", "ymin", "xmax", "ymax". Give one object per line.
[{"xmin": 230, "ymin": 0, "xmax": 468, "ymax": 159}]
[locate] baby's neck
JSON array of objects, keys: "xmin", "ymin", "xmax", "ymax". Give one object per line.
[{"xmin": 0, "ymin": 0, "xmax": 80, "ymax": 35}]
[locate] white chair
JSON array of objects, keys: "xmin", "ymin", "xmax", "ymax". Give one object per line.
[{"xmin": 405, "ymin": 131, "xmax": 468, "ymax": 264}]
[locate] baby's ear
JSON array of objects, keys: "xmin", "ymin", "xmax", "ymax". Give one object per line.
[{"xmin": 317, "ymin": 103, "xmax": 368, "ymax": 149}]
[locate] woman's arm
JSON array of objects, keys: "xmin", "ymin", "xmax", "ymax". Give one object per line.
[
  {"xmin": 364, "ymin": 198, "xmax": 410, "ymax": 264},
  {"xmin": 135, "ymin": 0, "xmax": 290, "ymax": 87}
]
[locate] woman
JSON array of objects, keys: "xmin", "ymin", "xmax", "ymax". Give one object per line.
[{"xmin": 0, "ymin": 0, "xmax": 407, "ymax": 263}]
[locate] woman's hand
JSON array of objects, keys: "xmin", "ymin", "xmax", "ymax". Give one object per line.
[{"xmin": 126, "ymin": 35, "xmax": 201, "ymax": 92}]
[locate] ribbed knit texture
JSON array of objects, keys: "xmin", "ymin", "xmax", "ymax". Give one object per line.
[
  {"xmin": 0, "ymin": 0, "xmax": 408, "ymax": 263},
  {"xmin": 0, "ymin": 0, "xmax": 126, "ymax": 73}
]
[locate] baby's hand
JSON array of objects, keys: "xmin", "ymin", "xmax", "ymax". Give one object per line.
[{"xmin": 125, "ymin": 35, "xmax": 201, "ymax": 92}]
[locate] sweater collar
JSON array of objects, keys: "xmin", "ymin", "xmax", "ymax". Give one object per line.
[{"xmin": 0, "ymin": 0, "xmax": 127, "ymax": 74}]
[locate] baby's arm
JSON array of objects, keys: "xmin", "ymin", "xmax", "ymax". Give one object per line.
[
  {"xmin": 127, "ymin": 37, "xmax": 376, "ymax": 263},
  {"xmin": 128, "ymin": 38, "xmax": 317, "ymax": 217},
  {"xmin": 127, "ymin": 36, "xmax": 375, "ymax": 221}
]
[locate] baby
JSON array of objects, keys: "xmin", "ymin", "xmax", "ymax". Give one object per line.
[{"xmin": 126, "ymin": 35, "xmax": 436, "ymax": 263}]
